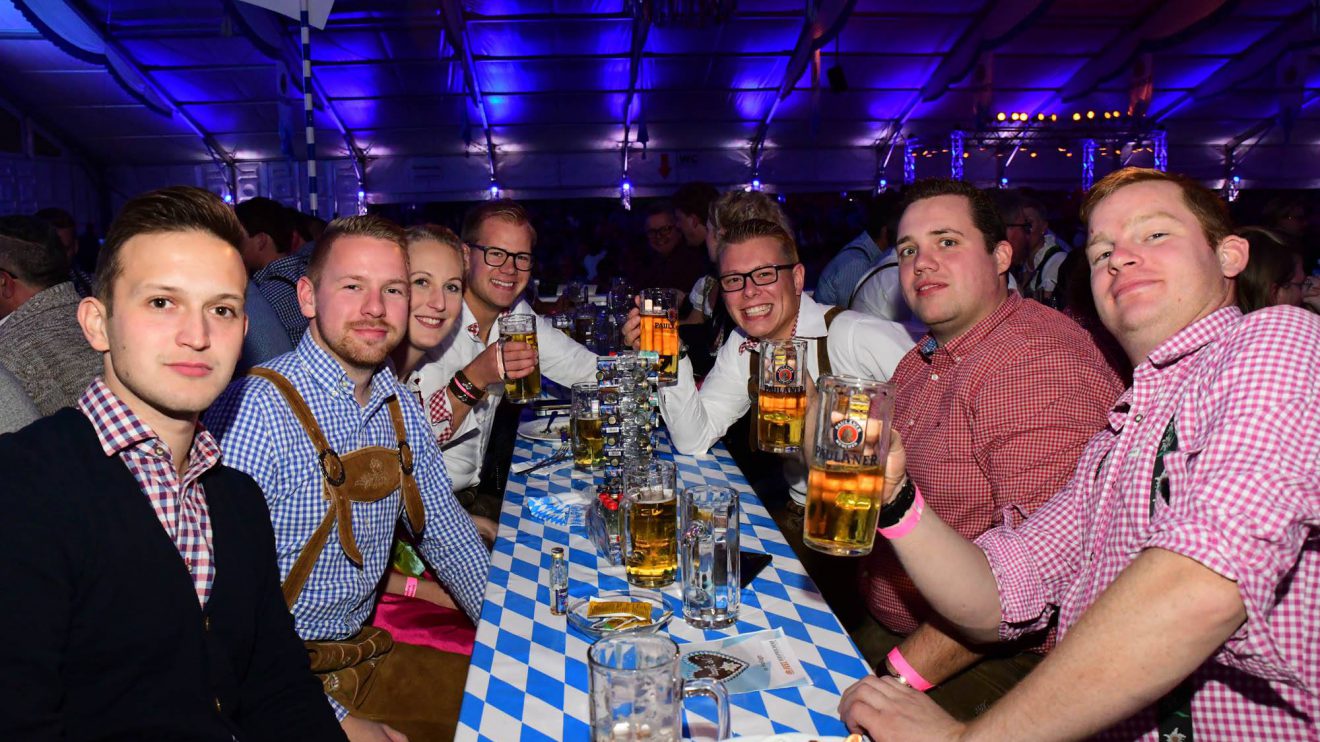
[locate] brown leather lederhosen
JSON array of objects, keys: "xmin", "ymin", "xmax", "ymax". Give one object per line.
[
  {"xmin": 746, "ymin": 306, "xmax": 844, "ymax": 448},
  {"xmin": 248, "ymin": 369, "xmax": 425, "ymax": 689}
]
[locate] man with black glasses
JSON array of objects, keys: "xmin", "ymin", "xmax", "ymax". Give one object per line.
[
  {"xmin": 624, "ymin": 218, "xmax": 911, "ymax": 484},
  {"xmin": 411, "ymin": 200, "xmax": 598, "ymax": 505}
]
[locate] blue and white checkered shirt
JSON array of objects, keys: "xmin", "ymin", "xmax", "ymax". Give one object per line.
[{"xmin": 204, "ymin": 333, "xmax": 490, "ymax": 640}]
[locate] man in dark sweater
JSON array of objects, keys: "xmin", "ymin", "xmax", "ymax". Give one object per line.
[{"xmin": 0, "ymin": 186, "xmax": 344, "ymax": 740}]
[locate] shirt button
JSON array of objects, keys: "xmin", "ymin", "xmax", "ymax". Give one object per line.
[
  {"xmin": 1134, "ymin": 413, "xmax": 1144, "ymax": 423},
  {"xmin": 203, "ymin": 616, "xmax": 211, "ymax": 631},
  {"xmin": 153, "ymin": 446, "xmax": 165, "ymax": 457},
  {"xmin": 930, "ymin": 373, "xmax": 939, "ymax": 381},
  {"xmin": 214, "ymin": 698, "xmax": 222, "ymax": 714}
]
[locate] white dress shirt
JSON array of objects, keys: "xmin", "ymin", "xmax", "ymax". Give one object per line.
[
  {"xmin": 658, "ymin": 293, "xmax": 914, "ymax": 457},
  {"xmin": 413, "ymin": 297, "xmax": 599, "ymax": 491}
]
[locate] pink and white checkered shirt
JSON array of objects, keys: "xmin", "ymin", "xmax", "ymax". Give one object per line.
[
  {"xmin": 78, "ymin": 377, "xmax": 219, "ymax": 608},
  {"xmin": 977, "ymin": 305, "xmax": 1320, "ymax": 739}
]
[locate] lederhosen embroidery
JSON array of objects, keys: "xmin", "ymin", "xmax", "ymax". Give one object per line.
[
  {"xmin": 248, "ymin": 368, "xmax": 425, "ymax": 608},
  {"xmin": 745, "ymin": 306, "xmax": 844, "ymax": 448},
  {"xmin": 1149, "ymin": 418, "xmax": 1194, "ymax": 742}
]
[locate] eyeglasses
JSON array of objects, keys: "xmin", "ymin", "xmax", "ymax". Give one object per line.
[
  {"xmin": 470, "ymin": 244, "xmax": 534, "ymax": 272},
  {"xmin": 646, "ymin": 225, "xmax": 676, "ymax": 239},
  {"xmin": 1004, "ymin": 222, "xmax": 1033, "ymax": 233},
  {"xmin": 717, "ymin": 263, "xmax": 796, "ymax": 292}
]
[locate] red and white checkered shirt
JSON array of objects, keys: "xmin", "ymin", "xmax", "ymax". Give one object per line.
[
  {"xmin": 978, "ymin": 305, "xmax": 1320, "ymax": 738},
  {"xmin": 863, "ymin": 293, "xmax": 1124, "ymax": 635},
  {"xmin": 78, "ymin": 377, "xmax": 219, "ymax": 608}
]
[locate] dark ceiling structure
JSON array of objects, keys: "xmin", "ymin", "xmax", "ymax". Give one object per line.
[{"xmin": 0, "ymin": 0, "xmax": 1315, "ymax": 205}]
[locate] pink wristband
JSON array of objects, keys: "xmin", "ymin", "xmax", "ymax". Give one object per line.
[
  {"xmin": 886, "ymin": 647, "xmax": 935, "ymax": 692},
  {"xmin": 404, "ymin": 576, "xmax": 419, "ymax": 598},
  {"xmin": 876, "ymin": 485, "xmax": 924, "ymax": 540}
]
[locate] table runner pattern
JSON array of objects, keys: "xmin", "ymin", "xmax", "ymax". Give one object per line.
[{"xmin": 457, "ymin": 431, "xmax": 871, "ymax": 740}]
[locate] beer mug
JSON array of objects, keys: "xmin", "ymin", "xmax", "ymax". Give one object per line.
[
  {"xmin": 498, "ymin": 313, "xmax": 542, "ymax": 403},
  {"xmin": 572, "ymin": 382, "xmax": 605, "ymax": 471},
  {"xmin": 679, "ymin": 486, "xmax": 740, "ymax": 629},
  {"xmin": 803, "ymin": 374, "xmax": 896, "ymax": 557},
  {"xmin": 589, "ymin": 634, "xmax": 730, "ymax": 742},
  {"xmin": 621, "ymin": 458, "xmax": 678, "ymax": 588},
  {"xmin": 552, "ymin": 312, "xmax": 574, "ymax": 337},
  {"xmin": 756, "ymin": 339, "xmax": 808, "ymax": 454},
  {"xmin": 639, "ymin": 288, "xmax": 682, "ymax": 386}
]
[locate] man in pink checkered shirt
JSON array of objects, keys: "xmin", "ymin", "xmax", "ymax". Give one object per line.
[
  {"xmin": 856, "ymin": 178, "xmax": 1125, "ymax": 720},
  {"xmin": 841, "ymin": 168, "xmax": 1320, "ymax": 740}
]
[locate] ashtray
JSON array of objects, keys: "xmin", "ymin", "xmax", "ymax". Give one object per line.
[{"xmin": 566, "ymin": 589, "xmax": 674, "ymax": 640}]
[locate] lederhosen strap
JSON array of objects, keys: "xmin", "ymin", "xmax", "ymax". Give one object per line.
[
  {"xmin": 1025, "ymin": 244, "xmax": 1064, "ymax": 300},
  {"xmin": 1149, "ymin": 418, "xmax": 1195, "ymax": 741},
  {"xmin": 248, "ymin": 368, "xmax": 425, "ymax": 608},
  {"xmin": 745, "ymin": 306, "xmax": 845, "ymax": 446},
  {"xmin": 846, "ymin": 261, "xmax": 897, "ymax": 311}
]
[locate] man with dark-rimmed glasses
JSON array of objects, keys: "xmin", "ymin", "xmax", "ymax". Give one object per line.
[
  {"xmin": 624, "ymin": 218, "xmax": 911, "ymax": 500},
  {"xmin": 410, "ymin": 199, "xmax": 598, "ymax": 505}
]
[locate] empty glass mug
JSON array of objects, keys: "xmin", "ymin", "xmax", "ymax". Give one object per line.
[
  {"xmin": 803, "ymin": 374, "xmax": 896, "ymax": 557},
  {"xmin": 679, "ymin": 485, "xmax": 740, "ymax": 629},
  {"xmin": 755, "ymin": 339, "xmax": 808, "ymax": 454},
  {"xmin": 498, "ymin": 313, "xmax": 541, "ymax": 403},
  {"xmin": 621, "ymin": 458, "xmax": 678, "ymax": 588},
  {"xmin": 589, "ymin": 634, "xmax": 730, "ymax": 742}
]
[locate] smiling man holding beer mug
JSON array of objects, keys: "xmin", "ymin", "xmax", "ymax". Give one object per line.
[
  {"xmin": 852, "ymin": 178, "xmax": 1123, "ymax": 721},
  {"xmin": 410, "ymin": 200, "xmax": 598, "ymax": 507},
  {"xmin": 623, "ymin": 218, "xmax": 912, "ymax": 507}
]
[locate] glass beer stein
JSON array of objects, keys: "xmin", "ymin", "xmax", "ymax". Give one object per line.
[
  {"xmin": 589, "ymin": 634, "xmax": 730, "ymax": 742},
  {"xmin": 755, "ymin": 339, "xmax": 808, "ymax": 454},
  {"xmin": 803, "ymin": 374, "xmax": 896, "ymax": 557},
  {"xmin": 639, "ymin": 288, "xmax": 681, "ymax": 386},
  {"xmin": 571, "ymin": 382, "xmax": 605, "ymax": 470},
  {"xmin": 621, "ymin": 458, "xmax": 678, "ymax": 588},
  {"xmin": 498, "ymin": 313, "xmax": 541, "ymax": 403}
]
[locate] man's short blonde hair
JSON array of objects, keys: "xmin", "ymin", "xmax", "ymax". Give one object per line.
[{"xmin": 720, "ymin": 218, "xmax": 799, "ymax": 264}]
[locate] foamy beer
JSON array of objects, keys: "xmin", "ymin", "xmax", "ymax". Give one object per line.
[
  {"xmin": 803, "ymin": 374, "xmax": 896, "ymax": 557},
  {"xmin": 756, "ymin": 339, "xmax": 808, "ymax": 453},
  {"xmin": 622, "ymin": 458, "xmax": 679, "ymax": 587},
  {"xmin": 498, "ymin": 313, "xmax": 541, "ymax": 403},
  {"xmin": 571, "ymin": 382, "xmax": 604, "ymax": 470},
  {"xmin": 639, "ymin": 288, "xmax": 681, "ymax": 386}
]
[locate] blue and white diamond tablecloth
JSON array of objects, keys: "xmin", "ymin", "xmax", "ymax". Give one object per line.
[{"xmin": 456, "ymin": 430, "xmax": 872, "ymax": 740}]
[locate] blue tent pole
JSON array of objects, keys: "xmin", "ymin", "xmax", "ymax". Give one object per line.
[{"xmin": 300, "ymin": 0, "xmax": 317, "ymax": 216}]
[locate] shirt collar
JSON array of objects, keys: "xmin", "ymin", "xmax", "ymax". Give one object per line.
[
  {"xmin": 295, "ymin": 331, "xmax": 396, "ymax": 408},
  {"xmin": 461, "ymin": 298, "xmax": 525, "ymax": 346},
  {"xmin": 1144, "ymin": 305, "xmax": 1242, "ymax": 369},
  {"xmin": 77, "ymin": 376, "xmax": 221, "ymax": 473},
  {"xmin": 918, "ymin": 291, "xmax": 1021, "ymax": 361},
  {"xmin": 795, "ymin": 293, "xmax": 828, "ymax": 337}
]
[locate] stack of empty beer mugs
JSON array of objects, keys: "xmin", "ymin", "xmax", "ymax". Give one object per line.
[{"xmin": 586, "ymin": 350, "xmax": 661, "ymax": 564}]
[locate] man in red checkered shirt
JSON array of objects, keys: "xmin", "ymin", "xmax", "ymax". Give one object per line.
[
  {"xmin": 841, "ymin": 168, "xmax": 1320, "ymax": 740},
  {"xmin": 856, "ymin": 178, "xmax": 1125, "ymax": 719}
]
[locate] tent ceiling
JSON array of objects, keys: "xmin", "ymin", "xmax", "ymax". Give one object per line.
[{"xmin": 0, "ymin": 0, "xmax": 1316, "ymax": 197}]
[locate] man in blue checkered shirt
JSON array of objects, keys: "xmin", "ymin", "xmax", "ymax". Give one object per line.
[{"xmin": 205, "ymin": 215, "xmax": 489, "ymax": 742}]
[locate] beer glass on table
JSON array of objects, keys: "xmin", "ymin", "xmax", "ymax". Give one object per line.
[
  {"xmin": 755, "ymin": 339, "xmax": 808, "ymax": 454},
  {"xmin": 571, "ymin": 382, "xmax": 605, "ymax": 471},
  {"xmin": 551, "ymin": 312, "xmax": 574, "ymax": 338},
  {"xmin": 621, "ymin": 458, "xmax": 678, "ymax": 588},
  {"xmin": 588, "ymin": 634, "xmax": 730, "ymax": 742},
  {"xmin": 639, "ymin": 288, "xmax": 681, "ymax": 386},
  {"xmin": 803, "ymin": 374, "xmax": 896, "ymax": 557},
  {"xmin": 497, "ymin": 314, "xmax": 541, "ymax": 403},
  {"xmin": 679, "ymin": 485, "xmax": 740, "ymax": 629}
]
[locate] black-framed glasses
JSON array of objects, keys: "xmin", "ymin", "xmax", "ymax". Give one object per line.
[
  {"xmin": 646, "ymin": 225, "xmax": 676, "ymax": 239},
  {"xmin": 470, "ymin": 243, "xmax": 534, "ymax": 272},
  {"xmin": 1005, "ymin": 221, "xmax": 1033, "ymax": 233},
  {"xmin": 717, "ymin": 263, "xmax": 797, "ymax": 292}
]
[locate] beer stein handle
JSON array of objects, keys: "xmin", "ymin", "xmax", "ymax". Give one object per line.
[{"xmin": 681, "ymin": 677, "xmax": 730, "ymax": 740}]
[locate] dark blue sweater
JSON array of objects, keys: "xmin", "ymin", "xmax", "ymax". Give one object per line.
[{"xmin": 0, "ymin": 408, "xmax": 345, "ymax": 741}]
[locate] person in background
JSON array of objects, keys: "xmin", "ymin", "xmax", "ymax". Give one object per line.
[
  {"xmin": 252, "ymin": 206, "xmax": 322, "ymax": 345},
  {"xmin": 0, "ymin": 186, "xmax": 344, "ymax": 740},
  {"xmin": 206, "ymin": 215, "xmax": 490, "ymax": 742},
  {"xmin": 839, "ymin": 168, "xmax": 1320, "ymax": 740},
  {"xmin": 1235, "ymin": 226, "xmax": 1305, "ymax": 312},
  {"xmin": 628, "ymin": 201, "xmax": 708, "ymax": 296},
  {"xmin": 816, "ymin": 192, "xmax": 901, "ymax": 307},
  {"xmin": 672, "ymin": 181, "xmax": 720, "ymax": 252},
  {"xmin": 35, "ymin": 206, "xmax": 94, "ymax": 297},
  {"xmin": 0, "ymin": 215, "xmax": 100, "ymax": 415},
  {"xmin": 0, "ymin": 362, "xmax": 37, "ymax": 434},
  {"xmin": 1019, "ymin": 197, "xmax": 1071, "ymax": 307}
]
